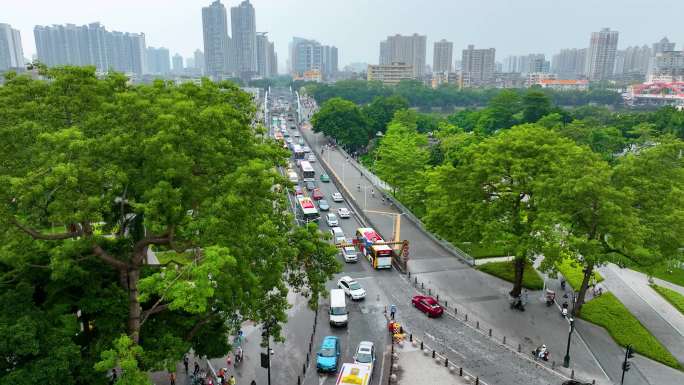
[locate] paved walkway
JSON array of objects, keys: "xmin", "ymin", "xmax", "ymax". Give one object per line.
[
  {"xmin": 598, "ymin": 264, "xmax": 684, "ymax": 365},
  {"xmin": 393, "ymin": 342, "xmax": 470, "ymax": 385}
]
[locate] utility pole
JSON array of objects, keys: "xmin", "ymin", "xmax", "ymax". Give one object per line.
[
  {"xmin": 563, "ymin": 317, "xmax": 575, "ymax": 368},
  {"xmin": 620, "ymin": 344, "xmax": 635, "ymax": 385}
]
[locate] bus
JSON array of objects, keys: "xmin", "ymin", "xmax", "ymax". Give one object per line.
[
  {"xmin": 354, "ymin": 228, "xmax": 392, "ymax": 269},
  {"xmin": 297, "ymin": 196, "xmax": 319, "ymax": 223},
  {"xmin": 300, "ymin": 160, "xmax": 315, "ymax": 182},
  {"xmin": 293, "ymin": 144, "xmax": 305, "ymax": 160}
]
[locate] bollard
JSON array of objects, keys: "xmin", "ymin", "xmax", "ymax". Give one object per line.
[
  {"xmin": 592, "ymin": 380, "xmax": 596, "ymax": 385},
  {"xmin": 421, "ymin": 282, "xmax": 424, "ymax": 289},
  {"xmin": 309, "ymin": 340, "xmax": 312, "ymax": 352},
  {"xmin": 303, "ymin": 363, "xmax": 306, "ymax": 375},
  {"xmin": 455, "ymin": 307, "xmax": 458, "ymax": 314},
  {"xmin": 503, "ymin": 336, "xmax": 506, "ymax": 344},
  {"xmin": 571, "ymin": 369, "xmax": 575, "ymax": 379},
  {"xmin": 489, "ymin": 329, "xmax": 492, "ymax": 337},
  {"xmin": 306, "ymin": 352, "xmax": 309, "ymax": 365},
  {"xmin": 410, "ymin": 333, "xmax": 413, "ymax": 342},
  {"xmin": 298, "ymin": 376, "xmax": 301, "ymax": 385},
  {"xmin": 517, "ymin": 343, "xmax": 521, "ymax": 352},
  {"xmin": 476, "ymin": 377, "xmax": 479, "ymax": 385},
  {"xmin": 420, "ymin": 341, "xmax": 424, "ymax": 350},
  {"xmin": 445, "ymin": 300, "xmax": 448, "ymax": 307},
  {"xmin": 414, "ymin": 277, "xmax": 418, "ymax": 285},
  {"xmin": 408, "ymin": 271, "xmax": 411, "ymax": 278},
  {"xmin": 459, "ymin": 367, "xmax": 463, "ymax": 376},
  {"xmin": 428, "ymin": 288, "xmax": 431, "ymax": 295},
  {"xmin": 476, "ymin": 321, "xmax": 479, "ymax": 329},
  {"xmin": 432, "ymin": 350, "xmax": 436, "ymax": 358},
  {"xmin": 436, "ymin": 294, "xmax": 439, "ymax": 301},
  {"xmin": 465, "ymin": 314, "xmax": 468, "ymax": 322},
  {"xmin": 445, "ymin": 358, "xmax": 449, "ymax": 367}
]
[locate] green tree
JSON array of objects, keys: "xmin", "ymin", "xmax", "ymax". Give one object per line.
[
  {"xmin": 521, "ymin": 89, "xmax": 553, "ymax": 123},
  {"xmin": 362, "ymin": 95, "xmax": 409, "ymax": 135},
  {"xmin": 425, "ymin": 125, "xmax": 583, "ymax": 297},
  {"xmin": 311, "ymin": 97, "xmax": 370, "ymax": 151},
  {"xmin": 475, "ymin": 89, "xmax": 521, "ymax": 134},
  {"xmin": 0, "ymin": 67, "xmax": 339, "ymax": 383}
]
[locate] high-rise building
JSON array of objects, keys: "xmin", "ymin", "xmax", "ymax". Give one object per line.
[
  {"xmin": 289, "ymin": 37, "xmax": 335, "ymax": 80},
  {"xmin": 268, "ymin": 41, "xmax": 277, "ymax": 76},
  {"xmin": 378, "ymin": 34, "xmax": 427, "ymax": 77},
  {"xmin": 503, "ymin": 56, "xmax": 518, "ymax": 73},
  {"xmin": 586, "ymin": 28, "xmax": 619, "ymax": 81},
  {"xmin": 146, "ymin": 46, "xmax": 170, "ymax": 74},
  {"xmin": 202, "ymin": 0, "xmax": 231, "ymax": 80},
  {"xmin": 256, "ymin": 32, "xmax": 277, "ymax": 78},
  {"xmin": 172, "ymin": 53, "xmax": 184, "ymax": 73},
  {"xmin": 621, "ymin": 45, "xmax": 651, "ymax": 74},
  {"xmin": 194, "ymin": 49, "xmax": 205, "ymax": 75},
  {"xmin": 186, "ymin": 57, "xmax": 196, "ymax": 69},
  {"xmin": 551, "ymin": 48, "xmax": 587, "ymax": 78},
  {"xmin": 649, "ymin": 50, "xmax": 684, "ymax": 82},
  {"xmin": 231, "ymin": 0, "xmax": 257, "ymax": 77},
  {"xmin": 0, "ymin": 23, "xmax": 24, "ymax": 71},
  {"xmin": 322, "ymin": 45, "xmax": 338, "ymax": 79},
  {"xmin": 461, "ymin": 44, "xmax": 496, "ymax": 87},
  {"xmin": 433, "ymin": 39, "xmax": 453, "ymax": 73},
  {"xmin": 34, "ymin": 22, "xmax": 146, "ymax": 75},
  {"xmin": 653, "ymin": 37, "xmax": 676, "ymax": 55}
]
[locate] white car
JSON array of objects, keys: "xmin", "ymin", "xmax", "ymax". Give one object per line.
[
  {"xmin": 331, "ymin": 192, "xmax": 343, "ymax": 202},
  {"xmin": 326, "ymin": 213, "xmax": 338, "ymax": 227},
  {"xmin": 337, "ymin": 276, "xmax": 366, "ymax": 300},
  {"xmin": 337, "ymin": 207, "xmax": 351, "ymax": 218},
  {"xmin": 303, "ymin": 146, "xmax": 311, "ymax": 153},
  {"xmin": 286, "ymin": 137, "xmax": 293, "ymax": 143},
  {"xmin": 308, "ymin": 154, "xmax": 316, "ymax": 162},
  {"xmin": 341, "ymin": 246, "xmax": 358, "ymax": 263},
  {"xmin": 354, "ymin": 341, "xmax": 376, "ymax": 373}
]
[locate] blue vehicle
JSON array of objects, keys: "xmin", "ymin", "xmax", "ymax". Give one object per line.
[{"xmin": 316, "ymin": 336, "xmax": 340, "ymax": 373}]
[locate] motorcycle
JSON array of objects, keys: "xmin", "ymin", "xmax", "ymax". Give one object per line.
[
  {"xmin": 532, "ymin": 347, "xmax": 550, "ymax": 361},
  {"xmin": 545, "ymin": 289, "xmax": 556, "ymax": 307}
]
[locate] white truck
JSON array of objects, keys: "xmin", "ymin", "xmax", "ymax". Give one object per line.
[{"xmin": 335, "ymin": 363, "xmax": 371, "ymax": 385}]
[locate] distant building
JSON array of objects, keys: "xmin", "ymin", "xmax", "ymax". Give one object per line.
[
  {"xmin": 551, "ymin": 48, "xmax": 587, "ymax": 79},
  {"xmin": 146, "ymin": 46, "xmax": 170, "ymax": 74},
  {"xmin": 367, "ymin": 62, "xmax": 414, "ymax": 85},
  {"xmin": 194, "ymin": 49, "xmax": 205, "ymax": 75},
  {"xmin": 202, "ymin": 0, "xmax": 231, "ymax": 80},
  {"xmin": 379, "ymin": 34, "xmax": 427, "ymax": 77},
  {"xmin": 536, "ymin": 79, "xmax": 589, "ymax": 91},
  {"xmin": 231, "ymin": 0, "xmax": 257, "ymax": 78},
  {"xmin": 433, "ymin": 39, "xmax": 453, "ymax": 73},
  {"xmin": 256, "ymin": 32, "xmax": 277, "ymax": 78},
  {"xmin": 649, "ymin": 50, "xmax": 684, "ymax": 82},
  {"xmin": 172, "ymin": 53, "xmax": 184, "ymax": 73},
  {"xmin": 525, "ymin": 72, "xmax": 555, "ymax": 87},
  {"xmin": 614, "ymin": 45, "xmax": 651, "ymax": 75},
  {"xmin": 0, "ymin": 23, "xmax": 24, "ymax": 71},
  {"xmin": 586, "ymin": 28, "xmax": 619, "ymax": 81},
  {"xmin": 289, "ymin": 37, "xmax": 337, "ymax": 81},
  {"xmin": 461, "ymin": 44, "xmax": 496, "ymax": 87},
  {"xmin": 34, "ymin": 22, "xmax": 146, "ymax": 75},
  {"xmin": 322, "ymin": 45, "xmax": 338, "ymax": 79},
  {"xmin": 653, "ymin": 37, "xmax": 676, "ymax": 55}
]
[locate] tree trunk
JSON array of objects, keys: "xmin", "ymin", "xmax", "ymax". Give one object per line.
[
  {"xmin": 509, "ymin": 258, "xmax": 525, "ymax": 298},
  {"xmin": 573, "ymin": 264, "xmax": 594, "ymax": 317},
  {"xmin": 127, "ymin": 267, "xmax": 142, "ymax": 343}
]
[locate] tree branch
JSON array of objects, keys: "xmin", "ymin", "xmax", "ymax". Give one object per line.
[
  {"xmin": 11, "ymin": 217, "xmax": 82, "ymax": 240},
  {"xmin": 92, "ymin": 243, "xmax": 129, "ymax": 270},
  {"xmin": 184, "ymin": 314, "xmax": 216, "ymax": 341}
]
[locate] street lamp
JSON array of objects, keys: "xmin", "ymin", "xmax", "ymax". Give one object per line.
[{"xmin": 563, "ymin": 317, "xmax": 575, "ymax": 368}]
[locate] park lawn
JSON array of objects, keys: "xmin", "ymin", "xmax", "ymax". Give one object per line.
[
  {"xmin": 631, "ymin": 264, "xmax": 684, "ymax": 288},
  {"xmin": 154, "ymin": 250, "xmax": 194, "ymax": 266},
  {"xmin": 458, "ymin": 242, "xmax": 510, "ymax": 259},
  {"xmin": 556, "ymin": 258, "xmax": 604, "ymax": 290},
  {"xmin": 477, "ymin": 260, "xmax": 544, "ymax": 290},
  {"xmin": 580, "ymin": 292, "xmax": 680, "ymax": 369},
  {"xmin": 651, "ymin": 285, "xmax": 684, "ymax": 316}
]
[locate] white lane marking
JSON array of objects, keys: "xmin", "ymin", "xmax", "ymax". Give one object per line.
[{"xmin": 318, "ymin": 374, "xmax": 327, "ymax": 385}]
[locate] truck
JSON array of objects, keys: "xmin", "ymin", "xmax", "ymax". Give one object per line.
[{"xmin": 335, "ymin": 363, "xmax": 371, "ymax": 385}]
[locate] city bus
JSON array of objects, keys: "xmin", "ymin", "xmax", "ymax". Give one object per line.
[
  {"xmin": 297, "ymin": 196, "xmax": 319, "ymax": 223},
  {"xmin": 354, "ymin": 228, "xmax": 393, "ymax": 269},
  {"xmin": 299, "ymin": 160, "xmax": 315, "ymax": 182},
  {"xmin": 293, "ymin": 144, "xmax": 305, "ymax": 160}
]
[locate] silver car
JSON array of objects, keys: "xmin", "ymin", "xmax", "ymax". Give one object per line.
[{"xmin": 354, "ymin": 341, "xmax": 375, "ymax": 372}]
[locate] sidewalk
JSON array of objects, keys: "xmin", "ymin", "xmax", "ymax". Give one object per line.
[
  {"xmin": 598, "ymin": 264, "xmax": 684, "ymax": 364},
  {"xmin": 393, "ymin": 342, "xmax": 470, "ymax": 385}
]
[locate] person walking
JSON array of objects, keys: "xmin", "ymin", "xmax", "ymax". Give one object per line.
[
  {"xmin": 183, "ymin": 355, "xmax": 189, "ymax": 374},
  {"xmin": 390, "ymin": 304, "xmax": 397, "ymax": 320},
  {"xmin": 193, "ymin": 362, "xmax": 200, "ymax": 376},
  {"xmin": 169, "ymin": 372, "xmax": 176, "ymax": 385},
  {"xmin": 229, "ymin": 375, "xmax": 237, "ymax": 385}
]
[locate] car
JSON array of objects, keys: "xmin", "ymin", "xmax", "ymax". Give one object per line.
[
  {"xmin": 294, "ymin": 132, "xmax": 301, "ymax": 138},
  {"xmin": 286, "ymin": 137, "xmax": 293, "ymax": 143},
  {"xmin": 316, "ymin": 336, "xmax": 340, "ymax": 373},
  {"xmin": 283, "ymin": 131, "xmax": 290, "ymax": 137},
  {"xmin": 318, "ymin": 199, "xmax": 330, "ymax": 211},
  {"xmin": 294, "ymin": 185, "xmax": 303, "ymax": 196},
  {"xmin": 308, "ymin": 154, "xmax": 316, "ymax": 162},
  {"xmin": 411, "ymin": 295, "xmax": 443, "ymax": 317},
  {"xmin": 341, "ymin": 246, "xmax": 358, "ymax": 263},
  {"xmin": 331, "ymin": 192, "xmax": 343, "ymax": 202},
  {"xmin": 312, "ymin": 188, "xmax": 324, "ymax": 200},
  {"xmin": 330, "ymin": 227, "xmax": 346, "ymax": 244},
  {"xmin": 353, "ymin": 341, "xmax": 376, "ymax": 372},
  {"xmin": 337, "ymin": 207, "xmax": 351, "ymax": 218},
  {"xmin": 337, "ymin": 276, "xmax": 366, "ymax": 300},
  {"xmin": 326, "ymin": 213, "xmax": 339, "ymax": 227},
  {"xmin": 298, "ymin": 138, "xmax": 305, "ymax": 145},
  {"xmin": 320, "ymin": 173, "xmax": 330, "ymax": 182},
  {"xmin": 306, "ymin": 181, "xmax": 316, "ymax": 191},
  {"xmin": 302, "ymin": 146, "xmax": 311, "ymax": 153},
  {"xmin": 281, "ymin": 127, "xmax": 287, "ymax": 133}
]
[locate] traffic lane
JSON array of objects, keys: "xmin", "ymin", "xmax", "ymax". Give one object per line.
[{"xmin": 303, "ymin": 278, "xmax": 389, "ymax": 385}]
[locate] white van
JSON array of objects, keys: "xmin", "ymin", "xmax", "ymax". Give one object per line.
[
  {"xmin": 288, "ymin": 171, "xmax": 298, "ymax": 183},
  {"xmin": 330, "ymin": 227, "xmax": 345, "ymax": 244},
  {"xmin": 329, "ymin": 289, "xmax": 348, "ymax": 327}
]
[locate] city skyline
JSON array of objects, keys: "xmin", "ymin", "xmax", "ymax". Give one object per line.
[{"xmin": 3, "ymin": 0, "xmax": 684, "ymax": 71}]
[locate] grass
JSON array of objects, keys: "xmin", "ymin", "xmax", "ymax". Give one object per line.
[
  {"xmin": 630, "ymin": 264, "xmax": 684, "ymax": 288},
  {"xmin": 651, "ymin": 285, "xmax": 684, "ymax": 316},
  {"xmin": 580, "ymin": 292, "xmax": 681, "ymax": 369},
  {"xmin": 458, "ymin": 242, "xmax": 510, "ymax": 259},
  {"xmin": 154, "ymin": 250, "xmax": 194, "ymax": 266},
  {"xmin": 477, "ymin": 260, "xmax": 544, "ymax": 290},
  {"xmin": 555, "ymin": 259, "xmax": 604, "ymax": 290}
]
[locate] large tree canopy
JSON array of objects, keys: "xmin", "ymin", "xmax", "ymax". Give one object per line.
[
  {"xmin": 311, "ymin": 97, "xmax": 370, "ymax": 151},
  {"xmin": 0, "ymin": 67, "xmax": 339, "ymax": 384}
]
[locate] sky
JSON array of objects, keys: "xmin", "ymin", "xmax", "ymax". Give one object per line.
[{"xmin": 4, "ymin": 0, "xmax": 683, "ymax": 71}]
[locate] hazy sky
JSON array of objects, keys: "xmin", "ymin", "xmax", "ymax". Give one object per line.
[{"xmin": 4, "ymin": 0, "xmax": 683, "ymax": 70}]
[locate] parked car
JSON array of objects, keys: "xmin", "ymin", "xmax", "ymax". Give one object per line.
[
  {"xmin": 411, "ymin": 295, "xmax": 443, "ymax": 317},
  {"xmin": 331, "ymin": 192, "xmax": 343, "ymax": 202},
  {"xmin": 341, "ymin": 246, "xmax": 358, "ymax": 263},
  {"xmin": 306, "ymin": 181, "xmax": 316, "ymax": 191},
  {"xmin": 318, "ymin": 199, "xmax": 330, "ymax": 211},
  {"xmin": 337, "ymin": 207, "xmax": 351, "ymax": 218},
  {"xmin": 320, "ymin": 173, "xmax": 330, "ymax": 182},
  {"xmin": 353, "ymin": 341, "xmax": 376, "ymax": 373},
  {"xmin": 312, "ymin": 188, "xmax": 324, "ymax": 200},
  {"xmin": 337, "ymin": 276, "xmax": 366, "ymax": 300},
  {"xmin": 326, "ymin": 213, "xmax": 339, "ymax": 227},
  {"xmin": 316, "ymin": 336, "xmax": 340, "ymax": 372}
]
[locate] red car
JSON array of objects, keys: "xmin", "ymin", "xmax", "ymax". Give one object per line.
[
  {"xmin": 411, "ymin": 295, "xmax": 444, "ymax": 317},
  {"xmin": 312, "ymin": 188, "xmax": 324, "ymax": 200}
]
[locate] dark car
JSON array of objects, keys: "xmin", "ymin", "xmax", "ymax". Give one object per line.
[
  {"xmin": 306, "ymin": 181, "xmax": 316, "ymax": 191},
  {"xmin": 411, "ymin": 295, "xmax": 444, "ymax": 317}
]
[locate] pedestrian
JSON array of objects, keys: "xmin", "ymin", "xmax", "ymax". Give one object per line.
[
  {"xmin": 109, "ymin": 369, "xmax": 117, "ymax": 385},
  {"xmin": 169, "ymin": 372, "xmax": 176, "ymax": 385},
  {"xmin": 226, "ymin": 355, "xmax": 232, "ymax": 367},
  {"xmin": 390, "ymin": 304, "xmax": 397, "ymax": 320},
  {"xmin": 523, "ymin": 289, "xmax": 529, "ymax": 305},
  {"xmin": 183, "ymin": 355, "xmax": 189, "ymax": 374},
  {"xmin": 194, "ymin": 362, "xmax": 200, "ymax": 376},
  {"xmin": 250, "ymin": 381, "xmax": 256, "ymax": 385},
  {"xmin": 229, "ymin": 375, "xmax": 237, "ymax": 385},
  {"xmin": 371, "ymin": 188, "xmax": 375, "ymax": 198}
]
